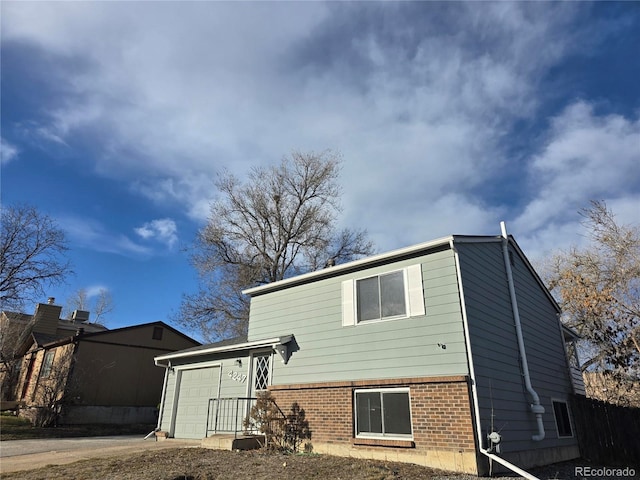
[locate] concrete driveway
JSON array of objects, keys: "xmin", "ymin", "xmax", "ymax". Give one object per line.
[{"xmin": 0, "ymin": 435, "xmax": 201, "ymax": 474}]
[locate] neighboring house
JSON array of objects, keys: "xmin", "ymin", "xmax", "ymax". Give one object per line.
[
  {"xmin": 154, "ymin": 229, "xmax": 585, "ymax": 476},
  {"xmin": 0, "ymin": 298, "xmax": 107, "ymax": 403},
  {"xmin": 4, "ymin": 299, "xmax": 201, "ymax": 424}
]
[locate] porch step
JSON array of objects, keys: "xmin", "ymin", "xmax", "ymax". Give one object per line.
[{"xmin": 201, "ymin": 434, "xmax": 265, "ymax": 451}]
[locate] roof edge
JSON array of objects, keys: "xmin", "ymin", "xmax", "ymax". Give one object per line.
[
  {"xmin": 243, "ymin": 235, "xmax": 459, "ymax": 296},
  {"xmin": 243, "ymin": 234, "xmax": 512, "ymax": 296},
  {"xmin": 154, "ymin": 334, "xmax": 293, "ymax": 365}
]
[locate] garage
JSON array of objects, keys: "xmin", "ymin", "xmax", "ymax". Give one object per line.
[{"xmin": 172, "ymin": 366, "xmax": 220, "ymax": 439}]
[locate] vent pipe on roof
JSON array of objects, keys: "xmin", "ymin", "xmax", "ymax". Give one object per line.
[
  {"xmin": 72, "ymin": 310, "xmax": 90, "ymax": 323},
  {"xmin": 500, "ymin": 221, "xmax": 545, "ymax": 442},
  {"xmin": 47, "ymin": 297, "xmax": 55, "ymax": 304}
]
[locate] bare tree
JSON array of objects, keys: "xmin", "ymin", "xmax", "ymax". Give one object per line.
[
  {"xmin": 63, "ymin": 288, "xmax": 114, "ymax": 325},
  {"xmin": 1, "ymin": 204, "xmax": 72, "ymax": 311},
  {"xmin": 0, "ymin": 312, "xmax": 28, "ymax": 400},
  {"xmin": 545, "ymin": 200, "xmax": 640, "ymax": 406},
  {"xmin": 27, "ymin": 346, "xmax": 76, "ymax": 427},
  {"xmin": 176, "ymin": 151, "xmax": 375, "ymax": 341}
]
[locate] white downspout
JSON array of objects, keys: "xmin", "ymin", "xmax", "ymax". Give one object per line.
[
  {"xmin": 156, "ymin": 361, "xmax": 171, "ymax": 431},
  {"xmin": 500, "ymin": 222, "xmax": 545, "ymax": 442},
  {"xmin": 451, "ymin": 239, "xmax": 541, "ymax": 480}
]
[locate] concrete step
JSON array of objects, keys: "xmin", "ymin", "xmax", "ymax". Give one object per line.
[{"xmin": 201, "ymin": 434, "xmax": 264, "ymax": 451}]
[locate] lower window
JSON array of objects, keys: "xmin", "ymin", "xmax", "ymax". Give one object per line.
[
  {"xmin": 552, "ymin": 400, "xmax": 573, "ymax": 438},
  {"xmin": 355, "ymin": 388, "xmax": 413, "ymax": 438}
]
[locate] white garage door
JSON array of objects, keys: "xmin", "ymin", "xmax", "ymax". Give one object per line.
[{"xmin": 173, "ymin": 366, "xmax": 219, "ymax": 439}]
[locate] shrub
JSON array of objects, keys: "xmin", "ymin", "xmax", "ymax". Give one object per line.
[{"xmin": 244, "ymin": 391, "xmax": 311, "ymax": 453}]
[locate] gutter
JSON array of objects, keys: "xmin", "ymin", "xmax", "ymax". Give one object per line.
[
  {"xmin": 500, "ymin": 222, "xmax": 545, "ymax": 442},
  {"xmin": 451, "ymin": 237, "xmax": 541, "ymax": 480},
  {"xmin": 243, "ymin": 235, "xmax": 458, "ymax": 296}
]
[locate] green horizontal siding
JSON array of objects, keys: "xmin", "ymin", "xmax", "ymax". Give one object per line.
[
  {"xmin": 457, "ymin": 241, "xmax": 577, "ymax": 453},
  {"xmin": 159, "ymin": 371, "xmax": 177, "ymax": 432},
  {"xmin": 248, "ymin": 249, "xmax": 468, "ymax": 385}
]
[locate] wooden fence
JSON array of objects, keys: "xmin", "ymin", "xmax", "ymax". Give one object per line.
[{"xmin": 570, "ymin": 394, "xmax": 640, "ymax": 466}]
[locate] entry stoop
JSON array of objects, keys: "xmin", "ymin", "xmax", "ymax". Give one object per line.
[{"xmin": 201, "ymin": 434, "xmax": 264, "ymax": 451}]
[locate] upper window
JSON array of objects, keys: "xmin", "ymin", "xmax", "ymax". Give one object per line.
[
  {"xmin": 40, "ymin": 350, "xmax": 55, "ymax": 378},
  {"xmin": 342, "ymin": 264, "xmax": 425, "ymax": 326},
  {"xmin": 355, "ymin": 388, "xmax": 413, "ymax": 439},
  {"xmin": 152, "ymin": 326, "xmax": 164, "ymax": 340},
  {"xmin": 552, "ymin": 400, "xmax": 573, "ymax": 438},
  {"xmin": 357, "ymin": 271, "xmax": 406, "ymax": 322}
]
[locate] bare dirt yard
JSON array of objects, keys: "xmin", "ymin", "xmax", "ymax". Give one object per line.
[
  {"xmin": 1, "ymin": 417, "xmax": 635, "ymax": 480},
  {"xmin": 0, "ymin": 448, "xmax": 467, "ymax": 480},
  {"xmin": 0, "ymin": 447, "xmax": 552, "ymax": 480},
  {"xmin": 0, "ymin": 446, "xmax": 618, "ymax": 480}
]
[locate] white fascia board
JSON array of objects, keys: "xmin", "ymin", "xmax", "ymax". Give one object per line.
[
  {"xmin": 243, "ymin": 235, "xmax": 456, "ymax": 296},
  {"xmin": 154, "ymin": 335, "xmax": 292, "ymax": 366}
]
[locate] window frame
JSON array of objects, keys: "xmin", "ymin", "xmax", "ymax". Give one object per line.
[
  {"xmin": 152, "ymin": 326, "xmax": 164, "ymax": 340},
  {"xmin": 252, "ymin": 352, "xmax": 272, "ymax": 392},
  {"xmin": 551, "ymin": 399, "xmax": 574, "ymax": 438},
  {"xmin": 354, "ymin": 387, "xmax": 414, "ymax": 440},
  {"xmin": 356, "ymin": 269, "xmax": 408, "ymax": 323},
  {"xmin": 40, "ymin": 350, "xmax": 56, "ymax": 378},
  {"xmin": 342, "ymin": 264, "xmax": 424, "ymax": 327}
]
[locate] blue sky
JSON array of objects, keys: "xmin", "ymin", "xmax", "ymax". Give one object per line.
[{"xmin": 1, "ymin": 2, "xmax": 639, "ymax": 340}]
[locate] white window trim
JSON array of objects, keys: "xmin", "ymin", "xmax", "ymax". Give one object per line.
[
  {"xmin": 342, "ymin": 264, "xmax": 424, "ymax": 327},
  {"xmin": 354, "ymin": 387, "xmax": 414, "ymax": 440},
  {"xmin": 551, "ymin": 398, "xmax": 574, "ymax": 438}
]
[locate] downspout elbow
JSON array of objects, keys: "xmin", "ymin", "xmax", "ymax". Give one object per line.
[{"xmin": 531, "ymin": 404, "xmax": 545, "ymax": 441}]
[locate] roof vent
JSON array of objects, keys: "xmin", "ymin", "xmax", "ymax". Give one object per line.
[
  {"xmin": 72, "ymin": 310, "xmax": 90, "ymax": 323},
  {"xmin": 47, "ymin": 297, "xmax": 56, "ymax": 304}
]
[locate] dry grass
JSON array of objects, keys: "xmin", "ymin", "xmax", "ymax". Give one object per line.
[{"xmin": 0, "ymin": 413, "xmax": 154, "ymax": 440}]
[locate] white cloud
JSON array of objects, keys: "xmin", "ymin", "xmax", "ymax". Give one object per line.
[
  {"xmin": 85, "ymin": 284, "xmax": 109, "ymax": 298},
  {"xmin": 2, "ymin": 1, "xmax": 637, "ymax": 262},
  {"xmin": 1, "ymin": 138, "xmax": 19, "ymax": 165},
  {"xmin": 514, "ymin": 101, "xmax": 640, "ymax": 234},
  {"xmin": 134, "ymin": 218, "xmax": 178, "ymax": 249},
  {"xmin": 60, "ymin": 215, "xmax": 151, "ymax": 257}
]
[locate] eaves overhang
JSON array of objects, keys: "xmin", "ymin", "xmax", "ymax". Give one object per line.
[
  {"xmin": 154, "ymin": 334, "xmax": 293, "ymax": 366},
  {"xmin": 243, "ymin": 235, "xmax": 457, "ymax": 296},
  {"xmin": 562, "ymin": 324, "xmax": 581, "ymax": 341}
]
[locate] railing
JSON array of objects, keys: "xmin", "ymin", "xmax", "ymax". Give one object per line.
[
  {"xmin": 206, "ymin": 396, "xmax": 289, "ymax": 442},
  {"xmin": 206, "ymin": 397, "xmax": 257, "ymax": 438}
]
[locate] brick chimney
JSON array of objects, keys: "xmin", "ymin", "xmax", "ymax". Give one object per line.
[{"xmin": 32, "ymin": 299, "xmax": 62, "ymax": 335}]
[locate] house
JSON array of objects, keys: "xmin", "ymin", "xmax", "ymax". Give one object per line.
[
  {"xmin": 3, "ymin": 299, "xmax": 201, "ymax": 425},
  {"xmin": 0, "ymin": 298, "xmax": 107, "ymax": 405},
  {"xmin": 154, "ymin": 227, "xmax": 584, "ymax": 476}
]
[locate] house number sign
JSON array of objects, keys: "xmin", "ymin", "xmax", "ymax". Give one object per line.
[{"xmin": 228, "ymin": 370, "xmax": 247, "ymax": 383}]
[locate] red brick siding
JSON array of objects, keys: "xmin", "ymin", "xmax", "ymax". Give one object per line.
[{"xmin": 269, "ymin": 376, "xmax": 476, "ymax": 452}]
